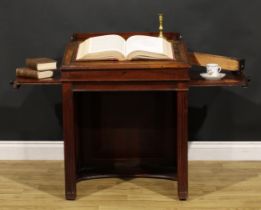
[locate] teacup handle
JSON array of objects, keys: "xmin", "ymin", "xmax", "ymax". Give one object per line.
[{"xmin": 218, "ymin": 66, "xmax": 222, "ymax": 72}]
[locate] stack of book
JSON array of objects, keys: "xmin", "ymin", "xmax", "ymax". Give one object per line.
[{"xmin": 16, "ymin": 58, "xmax": 57, "ymax": 79}]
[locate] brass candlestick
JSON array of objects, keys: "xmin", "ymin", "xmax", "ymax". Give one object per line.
[{"xmin": 158, "ymin": 13, "xmax": 164, "ymax": 38}]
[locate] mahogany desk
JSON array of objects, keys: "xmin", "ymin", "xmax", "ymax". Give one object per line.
[{"xmin": 12, "ymin": 32, "xmax": 247, "ymax": 201}]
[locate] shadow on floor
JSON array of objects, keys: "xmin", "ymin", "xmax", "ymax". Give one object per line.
[{"xmin": 2, "ymin": 161, "xmax": 261, "ymax": 201}]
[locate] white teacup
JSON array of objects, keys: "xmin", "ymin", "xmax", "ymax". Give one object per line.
[{"xmin": 206, "ymin": 64, "xmax": 222, "ymax": 76}]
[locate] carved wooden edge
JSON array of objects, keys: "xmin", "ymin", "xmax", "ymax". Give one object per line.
[
  {"xmin": 76, "ymin": 173, "xmax": 177, "ymax": 182},
  {"xmin": 188, "ymin": 52, "xmax": 245, "ymax": 71},
  {"xmin": 62, "ymin": 42, "xmax": 77, "ymax": 66},
  {"xmin": 10, "ymin": 78, "xmax": 61, "ymax": 89}
]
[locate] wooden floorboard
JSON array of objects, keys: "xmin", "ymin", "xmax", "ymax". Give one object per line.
[{"xmin": 0, "ymin": 161, "xmax": 261, "ymax": 210}]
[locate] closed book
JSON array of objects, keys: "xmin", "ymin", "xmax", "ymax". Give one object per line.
[
  {"xmin": 16, "ymin": 68, "xmax": 53, "ymax": 79},
  {"xmin": 25, "ymin": 58, "xmax": 57, "ymax": 71}
]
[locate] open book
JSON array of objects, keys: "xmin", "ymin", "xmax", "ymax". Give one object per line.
[{"xmin": 76, "ymin": 34, "xmax": 174, "ymax": 61}]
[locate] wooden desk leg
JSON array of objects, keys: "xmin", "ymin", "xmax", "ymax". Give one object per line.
[
  {"xmin": 62, "ymin": 83, "xmax": 77, "ymax": 200},
  {"xmin": 177, "ymin": 90, "xmax": 188, "ymax": 200}
]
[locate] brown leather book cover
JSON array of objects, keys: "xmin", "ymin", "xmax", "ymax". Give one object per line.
[
  {"xmin": 16, "ymin": 67, "xmax": 53, "ymax": 79},
  {"xmin": 25, "ymin": 58, "xmax": 57, "ymax": 71}
]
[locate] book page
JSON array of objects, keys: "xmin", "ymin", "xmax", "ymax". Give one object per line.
[
  {"xmin": 126, "ymin": 35, "xmax": 162, "ymax": 55},
  {"xmin": 88, "ymin": 34, "xmax": 126, "ymax": 55},
  {"xmin": 126, "ymin": 35, "xmax": 173, "ymax": 60},
  {"xmin": 76, "ymin": 40, "xmax": 89, "ymax": 60}
]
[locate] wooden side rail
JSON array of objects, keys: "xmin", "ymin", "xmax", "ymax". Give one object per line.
[
  {"xmin": 10, "ymin": 77, "xmax": 61, "ymax": 89},
  {"xmin": 188, "ymin": 52, "xmax": 245, "ymax": 71}
]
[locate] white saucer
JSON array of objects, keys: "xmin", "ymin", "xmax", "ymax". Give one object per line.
[{"xmin": 200, "ymin": 73, "xmax": 226, "ymax": 80}]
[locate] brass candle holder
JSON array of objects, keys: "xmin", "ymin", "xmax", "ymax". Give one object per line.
[{"xmin": 158, "ymin": 13, "xmax": 164, "ymax": 38}]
